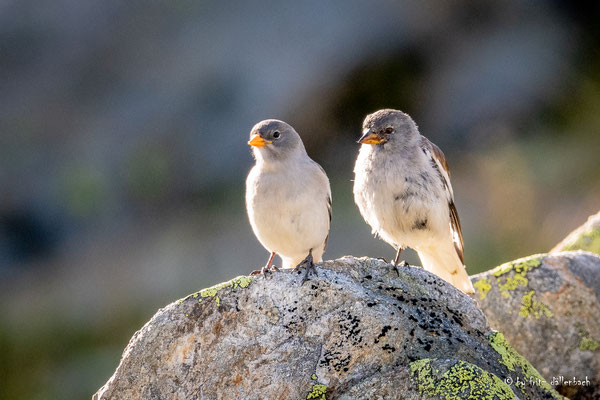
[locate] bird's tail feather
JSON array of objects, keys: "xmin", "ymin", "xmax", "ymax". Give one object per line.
[{"xmin": 418, "ymin": 246, "xmax": 474, "ymax": 294}]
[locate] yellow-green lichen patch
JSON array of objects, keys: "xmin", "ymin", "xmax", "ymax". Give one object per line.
[
  {"xmin": 409, "ymin": 358, "xmax": 514, "ymax": 399},
  {"xmin": 490, "ymin": 255, "xmax": 543, "ymax": 298},
  {"xmin": 311, "ymin": 374, "xmax": 318, "ymax": 380},
  {"xmin": 492, "ymin": 255, "xmax": 543, "ymax": 278},
  {"xmin": 577, "ymin": 326, "xmax": 600, "ymax": 351},
  {"xmin": 561, "ymin": 227, "xmax": 600, "ymax": 255},
  {"xmin": 519, "ymin": 290, "xmax": 552, "ymax": 319},
  {"xmin": 177, "ymin": 276, "xmax": 253, "ymax": 306},
  {"xmin": 473, "ymin": 278, "xmax": 492, "ymax": 300},
  {"xmin": 580, "ymin": 337, "xmax": 599, "ymax": 351},
  {"xmin": 306, "ymin": 384, "xmax": 327, "ymax": 399},
  {"xmin": 488, "ymin": 332, "xmax": 560, "ymax": 398}
]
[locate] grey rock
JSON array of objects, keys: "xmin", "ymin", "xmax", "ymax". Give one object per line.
[
  {"xmin": 94, "ymin": 256, "xmax": 562, "ymax": 400},
  {"xmin": 471, "ymin": 251, "xmax": 600, "ymax": 399},
  {"xmin": 551, "ymin": 210, "xmax": 600, "ymax": 256}
]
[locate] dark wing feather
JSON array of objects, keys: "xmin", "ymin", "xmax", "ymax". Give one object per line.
[
  {"xmin": 323, "ymin": 194, "xmax": 332, "ymax": 250},
  {"xmin": 449, "ymin": 200, "xmax": 464, "ymax": 263},
  {"xmin": 420, "ymin": 136, "xmax": 464, "ymax": 263},
  {"xmin": 316, "ymin": 163, "xmax": 332, "ymax": 251}
]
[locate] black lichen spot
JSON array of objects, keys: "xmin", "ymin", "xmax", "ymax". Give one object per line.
[
  {"xmin": 366, "ymin": 302, "xmax": 376, "ymax": 307},
  {"xmin": 364, "ymin": 275, "xmax": 372, "ymax": 280},
  {"xmin": 338, "ymin": 311, "xmax": 363, "ymax": 346},
  {"xmin": 423, "ymin": 343, "xmax": 432, "ymax": 351},
  {"xmin": 374, "ymin": 325, "xmax": 392, "ymax": 343},
  {"xmin": 452, "ymin": 315, "xmax": 463, "ymax": 327},
  {"xmin": 382, "ymin": 343, "xmax": 396, "ymax": 353},
  {"xmin": 320, "ymin": 350, "xmax": 351, "ymax": 372}
]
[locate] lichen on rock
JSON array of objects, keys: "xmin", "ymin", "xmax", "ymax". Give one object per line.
[
  {"xmin": 94, "ymin": 256, "xmax": 565, "ymax": 400},
  {"xmin": 473, "ymin": 278, "xmax": 491, "ymax": 300},
  {"xmin": 409, "ymin": 358, "xmax": 514, "ymax": 400},
  {"xmin": 552, "ymin": 211, "xmax": 600, "ymax": 255},
  {"xmin": 176, "ymin": 275, "xmax": 253, "ymax": 306},
  {"xmin": 473, "ymin": 249, "xmax": 600, "ymax": 399},
  {"xmin": 307, "ymin": 384, "xmax": 327, "ymax": 399},
  {"xmin": 519, "ymin": 290, "xmax": 552, "ymax": 319},
  {"xmin": 491, "ymin": 255, "xmax": 542, "ymax": 299},
  {"xmin": 488, "ymin": 331, "xmax": 556, "ymax": 397}
]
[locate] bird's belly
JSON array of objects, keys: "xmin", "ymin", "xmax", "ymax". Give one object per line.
[
  {"xmin": 249, "ymin": 193, "xmax": 328, "ymax": 258},
  {"xmin": 360, "ymin": 176, "xmax": 447, "ymax": 248}
]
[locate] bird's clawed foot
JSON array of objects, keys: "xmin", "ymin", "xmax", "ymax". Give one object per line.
[
  {"xmin": 250, "ymin": 252, "xmax": 279, "ymax": 277},
  {"xmin": 250, "ymin": 264, "xmax": 280, "ymax": 277},
  {"xmin": 293, "ymin": 250, "xmax": 316, "ymax": 284},
  {"xmin": 391, "ymin": 260, "xmax": 409, "ymax": 276}
]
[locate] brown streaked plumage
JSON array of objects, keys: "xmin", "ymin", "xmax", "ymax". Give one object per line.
[{"xmin": 353, "ymin": 109, "xmax": 474, "ymax": 294}]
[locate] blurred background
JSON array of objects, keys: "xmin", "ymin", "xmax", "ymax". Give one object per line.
[{"xmin": 1, "ymin": 0, "xmax": 599, "ymax": 398}]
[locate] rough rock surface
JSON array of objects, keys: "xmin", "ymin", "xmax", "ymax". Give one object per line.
[
  {"xmin": 552, "ymin": 211, "xmax": 600, "ymax": 255},
  {"xmin": 95, "ymin": 257, "xmax": 562, "ymax": 400},
  {"xmin": 471, "ymin": 251, "xmax": 600, "ymax": 399}
]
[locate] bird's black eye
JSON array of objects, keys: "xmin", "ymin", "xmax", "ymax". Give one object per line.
[
  {"xmin": 385, "ymin": 127, "xmax": 394, "ymax": 134},
  {"xmin": 272, "ymin": 131, "xmax": 281, "ymax": 139}
]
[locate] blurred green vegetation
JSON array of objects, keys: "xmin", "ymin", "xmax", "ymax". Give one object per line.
[
  {"xmin": 1, "ymin": 2, "xmax": 599, "ymax": 399},
  {"xmin": 0, "ymin": 310, "xmax": 148, "ymax": 400}
]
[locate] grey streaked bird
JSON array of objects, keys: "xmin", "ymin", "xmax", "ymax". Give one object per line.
[
  {"xmin": 353, "ymin": 109, "xmax": 474, "ymax": 294},
  {"xmin": 246, "ymin": 119, "xmax": 332, "ymax": 273}
]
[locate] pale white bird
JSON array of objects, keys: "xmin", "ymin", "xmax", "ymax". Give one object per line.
[
  {"xmin": 353, "ymin": 109, "xmax": 474, "ymax": 294},
  {"xmin": 246, "ymin": 119, "xmax": 331, "ymax": 273}
]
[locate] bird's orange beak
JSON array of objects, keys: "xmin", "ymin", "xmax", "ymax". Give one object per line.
[
  {"xmin": 357, "ymin": 129, "xmax": 385, "ymax": 145},
  {"xmin": 248, "ymin": 134, "xmax": 272, "ymax": 147}
]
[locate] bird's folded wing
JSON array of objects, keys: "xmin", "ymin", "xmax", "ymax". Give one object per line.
[
  {"xmin": 420, "ymin": 136, "xmax": 464, "ymax": 263},
  {"xmin": 315, "ymin": 163, "xmax": 332, "ymax": 250}
]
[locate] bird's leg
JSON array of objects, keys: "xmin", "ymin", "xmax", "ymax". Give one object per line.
[
  {"xmin": 293, "ymin": 249, "xmax": 316, "ymax": 284},
  {"xmin": 250, "ymin": 252, "xmax": 278, "ymax": 276},
  {"xmin": 391, "ymin": 247, "xmax": 409, "ymax": 276},
  {"xmin": 392, "ymin": 247, "xmax": 406, "ymax": 266},
  {"xmin": 264, "ymin": 251, "xmax": 278, "ymax": 272}
]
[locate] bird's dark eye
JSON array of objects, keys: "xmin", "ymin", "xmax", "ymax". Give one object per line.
[
  {"xmin": 273, "ymin": 131, "xmax": 281, "ymax": 139},
  {"xmin": 385, "ymin": 127, "xmax": 394, "ymax": 134}
]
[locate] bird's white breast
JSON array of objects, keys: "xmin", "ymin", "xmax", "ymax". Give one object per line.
[
  {"xmin": 246, "ymin": 159, "xmax": 330, "ymax": 262},
  {"xmin": 353, "ymin": 144, "xmax": 448, "ymax": 249}
]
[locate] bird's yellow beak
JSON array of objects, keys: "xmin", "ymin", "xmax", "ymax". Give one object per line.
[
  {"xmin": 248, "ymin": 134, "xmax": 272, "ymax": 147},
  {"xmin": 357, "ymin": 129, "xmax": 385, "ymax": 145}
]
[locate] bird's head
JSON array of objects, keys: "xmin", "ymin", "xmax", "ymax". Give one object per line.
[
  {"xmin": 248, "ymin": 119, "xmax": 305, "ymax": 161},
  {"xmin": 358, "ymin": 109, "xmax": 419, "ymax": 148}
]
